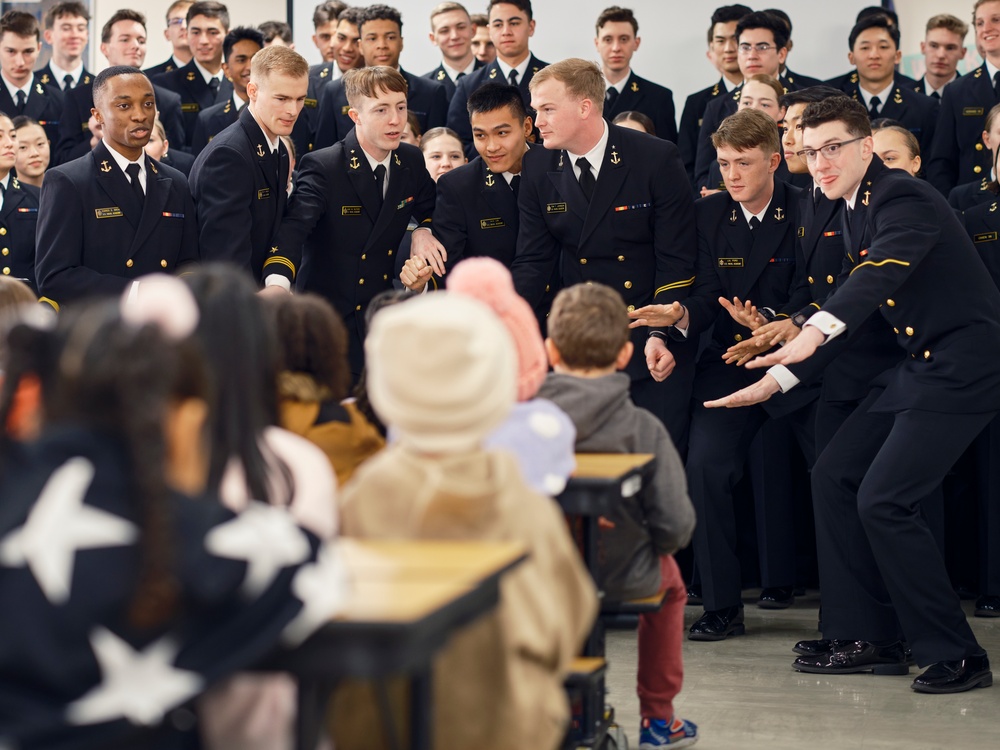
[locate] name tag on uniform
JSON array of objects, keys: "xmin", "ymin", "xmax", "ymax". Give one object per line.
[
  {"xmin": 304, "ymin": 98, "xmax": 318, "ymax": 108},
  {"xmin": 964, "ymin": 107, "xmax": 985, "ymax": 116},
  {"xmin": 257, "ymin": 188, "xmax": 271, "ymax": 200},
  {"xmin": 546, "ymin": 202, "xmax": 567, "ymax": 213},
  {"xmin": 718, "ymin": 258, "xmax": 743, "ymax": 268},
  {"xmin": 95, "ymin": 207, "xmax": 123, "ymax": 219},
  {"xmin": 341, "ymin": 105, "xmax": 351, "ymax": 115},
  {"xmin": 480, "ymin": 217, "xmax": 505, "ymax": 229},
  {"xmin": 17, "ymin": 207, "xmax": 37, "ymax": 213},
  {"xmin": 181, "ymin": 103, "xmax": 200, "ymax": 113},
  {"xmin": 797, "ymin": 226, "xmax": 805, "ymax": 237},
  {"xmin": 975, "ymin": 231, "xmax": 998, "ymax": 243},
  {"xmin": 397, "ymin": 196, "xmax": 414, "ymax": 210},
  {"xmin": 341, "ymin": 205, "xmax": 362, "ymax": 216},
  {"xmin": 161, "ymin": 212, "xmax": 185, "ymax": 218}
]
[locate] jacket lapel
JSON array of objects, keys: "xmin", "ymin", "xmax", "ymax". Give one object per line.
[
  {"xmin": 551, "ymin": 153, "xmax": 589, "ymax": 222},
  {"xmin": 128, "ymin": 156, "xmax": 172, "ymax": 256},
  {"xmin": 721, "ymin": 198, "xmax": 755, "ymax": 294},
  {"xmin": 878, "ymin": 86, "xmax": 908, "ymax": 122},
  {"xmin": 801, "ymin": 192, "xmax": 839, "ymax": 265},
  {"xmin": 342, "ymin": 131, "xmax": 381, "ymax": 222},
  {"xmin": 480, "ymin": 161, "xmax": 519, "ymax": 228},
  {"xmin": 737, "ymin": 183, "xmax": 791, "ymax": 300},
  {"xmin": 0, "ymin": 177, "xmax": 26, "ymax": 222},
  {"xmin": 366, "ymin": 151, "xmax": 407, "ymax": 250},
  {"xmin": 610, "ymin": 73, "xmax": 641, "ymax": 117},
  {"xmin": 580, "ymin": 131, "xmax": 628, "ymax": 246},
  {"xmin": 93, "ymin": 143, "xmax": 143, "ymax": 229}
]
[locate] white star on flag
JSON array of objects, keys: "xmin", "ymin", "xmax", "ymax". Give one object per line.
[
  {"xmin": 282, "ymin": 540, "xmax": 351, "ymax": 646},
  {"xmin": 66, "ymin": 628, "xmax": 202, "ymax": 726},
  {"xmin": 0, "ymin": 457, "xmax": 138, "ymax": 604},
  {"xmin": 205, "ymin": 502, "xmax": 312, "ymax": 598}
]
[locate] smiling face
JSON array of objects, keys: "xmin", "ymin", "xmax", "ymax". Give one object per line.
[
  {"xmin": 802, "ymin": 120, "xmax": 872, "ymax": 200},
  {"xmin": 44, "ymin": 13, "xmax": 88, "ymax": 64},
  {"xmin": 360, "ymin": 18, "xmax": 402, "ymax": 69},
  {"xmin": 247, "ymin": 70, "xmax": 308, "ymax": 142},
  {"xmin": 186, "ymin": 13, "xmax": 226, "ymax": 67},
  {"xmin": 471, "ymin": 104, "xmax": 531, "ymax": 174},
  {"xmin": 94, "ymin": 73, "xmax": 157, "ymax": 161},
  {"xmin": 100, "ymin": 20, "xmax": 146, "ymax": 68},
  {"xmin": 530, "ymin": 77, "xmax": 589, "ymax": 153},
  {"xmin": 14, "ymin": 121, "xmax": 48, "ymax": 179},
  {"xmin": 489, "ymin": 3, "xmax": 534, "ymax": 66},
  {"xmin": 430, "ymin": 9, "xmax": 474, "ymax": 66},
  {"xmin": 222, "ymin": 38, "xmax": 260, "ymax": 99},
  {"xmin": 977, "ymin": 1, "xmax": 1000, "ymax": 60},
  {"xmin": 349, "ymin": 86, "xmax": 408, "ymax": 161},
  {"xmin": 595, "ymin": 21, "xmax": 639, "ymax": 76}
]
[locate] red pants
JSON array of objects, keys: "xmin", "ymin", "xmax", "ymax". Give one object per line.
[{"xmin": 636, "ymin": 554, "xmax": 686, "ymax": 719}]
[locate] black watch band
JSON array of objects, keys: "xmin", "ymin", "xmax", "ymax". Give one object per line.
[{"xmin": 791, "ymin": 312, "xmax": 809, "ymax": 328}]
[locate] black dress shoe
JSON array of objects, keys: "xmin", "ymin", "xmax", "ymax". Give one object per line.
[
  {"xmin": 688, "ymin": 606, "xmax": 745, "ymax": 641},
  {"xmin": 793, "ymin": 640, "xmax": 910, "ymax": 675},
  {"xmin": 975, "ymin": 595, "xmax": 1000, "ymax": 618},
  {"xmin": 912, "ymin": 652, "xmax": 993, "ymax": 694},
  {"xmin": 686, "ymin": 585, "xmax": 702, "ymax": 607},
  {"xmin": 792, "ymin": 638, "xmax": 850, "ymax": 656},
  {"xmin": 758, "ymin": 586, "xmax": 795, "ymax": 609}
]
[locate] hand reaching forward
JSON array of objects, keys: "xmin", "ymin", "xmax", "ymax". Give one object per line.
[
  {"xmin": 704, "ymin": 373, "xmax": 780, "ymax": 408},
  {"xmin": 628, "ymin": 301, "xmax": 685, "ymax": 328},
  {"xmin": 745, "ymin": 325, "xmax": 825, "ymax": 369},
  {"xmin": 719, "ymin": 296, "xmax": 764, "ymax": 331}
]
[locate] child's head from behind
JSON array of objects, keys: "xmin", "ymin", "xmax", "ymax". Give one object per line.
[
  {"xmin": 546, "ymin": 283, "xmax": 633, "ymax": 374},
  {"xmin": 365, "ymin": 292, "xmax": 516, "ymax": 454}
]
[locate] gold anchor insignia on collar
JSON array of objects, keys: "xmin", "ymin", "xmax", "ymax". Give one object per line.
[
  {"xmin": 850, "ymin": 72, "xmax": 858, "ymax": 83},
  {"xmin": 730, "ymin": 208, "xmax": 738, "ymax": 223},
  {"xmin": 976, "ymin": 67, "xmax": 984, "ymax": 78},
  {"xmin": 223, "ymin": 100, "xmax": 231, "ymax": 114},
  {"xmin": 349, "ymin": 155, "xmax": 360, "ymax": 169},
  {"xmin": 394, "ymin": 152, "xmax": 402, "ymax": 166},
  {"xmin": 271, "ymin": 246, "xmax": 279, "ymax": 254},
  {"xmin": 437, "ymin": 70, "xmax": 446, "ymax": 80},
  {"xmin": 862, "ymin": 189, "xmax": 871, "ymax": 206},
  {"xmin": 40, "ymin": 73, "xmax": 49, "ymax": 84},
  {"xmin": 774, "ymin": 207, "xmax": 785, "ymax": 221},
  {"xmin": 83, "ymin": 75, "xmax": 90, "ymax": 84},
  {"xmin": 610, "ymin": 148, "xmax": 621, "ymax": 165},
  {"xmin": 257, "ymin": 144, "xmax": 265, "ymax": 157},
  {"xmin": 100, "ymin": 160, "xmax": 112, "ymax": 173},
  {"xmin": 711, "ymin": 83, "xmax": 719, "ymax": 96},
  {"xmin": 320, "ymin": 67, "xmax": 328, "ymax": 78},
  {"xmin": 10, "ymin": 176, "xmax": 18, "ymax": 189},
  {"xmin": 630, "ymin": 81, "xmax": 639, "ymax": 93},
  {"xmin": 558, "ymin": 152, "xmax": 564, "ymax": 168},
  {"xmin": 893, "ymin": 89, "xmax": 903, "ymax": 104},
  {"xmin": 186, "ymin": 71, "xmax": 196, "ymax": 81},
  {"xmin": 35, "ymin": 83, "xmax": 43, "ymax": 94},
  {"xmin": 485, "ymin": 172, "xmax": 495, "ymax": 187},
  {"xmin": 489, "ymin": 68, "xmax": 497, "ymax": 79},
  {"xmin": 532, "ymin": 67, "xmax": 539, "ymax": 73},
  {"xmin": 149, "ymin": 160, "xmax": 158, "ymax": 174}
]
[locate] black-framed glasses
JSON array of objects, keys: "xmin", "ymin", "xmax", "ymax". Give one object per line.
[
  {"xmin": 738, "ymin": 43, "xmax": 779, "ymax": 54},
  {"xmin": 796, "ymin": 137, "xmax": 865, "ymax": 163}
]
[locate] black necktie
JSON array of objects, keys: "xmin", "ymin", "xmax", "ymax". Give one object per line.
[
  {"xmin": 63, "ymin": 74, "xmax": 74, "ymax": 90},
  {"xmin": 606, "ymin": 87, "xmax": 619, "ymax": 110},
  {"xmin": 126, "ymin": 163, "xmax": 145, "ymax": 207},
  {"xmin": 374, "ymin": 164, "xmax": 386, "ymax": 207},
  {"xmin": 813, "ymin": 186, "xmax": 822, "ymax": 206},
  {"xmin": 749, "ymin": 216, "xmax": 761, "ymax": 231},
  {"xmin": 15, "ymin": 90, "xmax": 25, "ymax": 114},
  {"xmin": 930, "ymin": 90, "xmax": 940, "ymax": 101},
  {"xmin": 576, "ymin": 157, "xmax": 595, "ymax": 202},
  {"xmin": 994, "ymin": 71, "xmax": 1000, "ymax": 99},
  {"xmin": 508, "ymin": 69, "xmax": 519, "ymax": 87},
  {"xmin": 868, "ymin": 95, "xmax": 881, "ymax": 118},
  {"xmin": 510, "ymin": 174, "xmax": 520, "ymax": 198},
  {"xmin": 842, "ymin": 206, "xmax": 854, "ymax": 252},
  {"xmin": 208, "ymin": 77, "xmax": 220, "ymax": 96},
  {"xmin": 456, "ymin": 71, "xmax": 466, "ymax": 81}
]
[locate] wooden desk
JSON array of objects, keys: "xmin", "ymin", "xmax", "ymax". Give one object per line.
[
  {"xmin": 263, "ymin": 539, "xmax": 527, "ymax": 750},
  {"xmin": 559, "ymin": 453, "xmax": 655, "ymax": 516}
]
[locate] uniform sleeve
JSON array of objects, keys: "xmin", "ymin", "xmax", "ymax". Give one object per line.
[
  {"xmin": 158, "ymin": 91, "xmax": 188, "ymax": 155},
  {"xmin": 191, "ymin": 111, "xmax": 211, "ymax": 156},
  {"xmin": 678, "ymin": 206, "xmax": 723, "ymax": 337},
  {"xmin": 425, "ymin": 82, "xmax": 449, "ymax": 130},
  {"xmin": 677, "ymin": 92, "xmax": 703, "ymax": 184},
  {"xmin": 510, "ymin": 160, "xmax": 562, "ymax": 309},
  {"xmin": 313, "ymin": 84, "xmax": 340, "ymax": 150},
  {"xmin": 656, "ymin": 91, "xmax": 678, "ymax": 144},
  {"xmin": 434, "ymin": 173, "xmax": 471, "ymax": 270},
  {"xmin": 409, "ymin": 157, "xmax": 437, "ymax": 228},
  {"xmin": 53, "ymin": 93, "xmax": 88, "ymax": 167},
  {"xmin": 692, "ymin": 104, "xmax": 719, "ymax": 192},
  {"xmin": 191, "ymin": 145, "xmax": 256, "ymax": 274},
  {"xmin": 650, "ymin": 143, "xmax": 697, "ymax": 305},
  {"xmin": 926, "ymin": 88, "xmax": 959, "ymax": 196},
  {"xmin": 446, "ymin": 76, "xmax": 476, "ymax": 160},
  {"xmin": 266, "ymin": 151, "xmax": 332, "ymax": 283},
  {"xmin": 176, "ymin": 175, "xmax": 200, "ymax": 269}
]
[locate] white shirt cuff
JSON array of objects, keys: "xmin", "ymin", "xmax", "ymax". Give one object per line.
[
  {"xmin": 264, "ymin": 274, "xmax": 291, "ymax": 291},
  {"xmin": 767, "ymin": 364, "xmax": 800, "ymax": 393},
  {"xmin": 805, "ymin": 310, "xmax": 846, "ymax": 343},
  {"xmin": 671, "ymin": 323, "xmax": 689, "ymax": 338}
]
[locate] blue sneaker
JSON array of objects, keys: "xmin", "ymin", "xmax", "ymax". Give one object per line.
[{"xmin": 639, "ymin": 716, "xmax": 698, "ymax": 748}]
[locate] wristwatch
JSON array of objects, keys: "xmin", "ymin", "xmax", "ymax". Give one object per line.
[{"xmin": 791, "ymin": 312, "xmax": 809, "ymax": 328}]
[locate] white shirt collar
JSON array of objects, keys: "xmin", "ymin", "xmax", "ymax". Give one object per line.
[
  {"xmin": 567, "ymin": 120, "xmax": 610, "ymax": 181},
  {"xmin": 0, "ymin": 172, "xmax": 9, "ymax": 191},
  {"xmin": 1, "ymin": 73, "xmax": 32, "ymax": 102},
  {"xmin": 442, "ymin": 58, "xmax": 476, "ymax": 82},
  {"xmin": 248, "ymin": 108, "xmax": 280, "ymax": 153},
  {"xmin": 496, "ymin": 54, "xmax": 530, "ymax": 83},
  {"xmin": 844, "ymin": 181, "xmax": 862, "ymax": 210},
  {"xmin": 47, "ymin": 60, "xmax": 83, "ymax": 88},
  {"xmin": 233, "ymin": 90, "xmax": 247, "ymax": 111},
  {"xmin": 740, "ymin": 197, "xmax": 772, "ymax": 226},
  {"xmin": 171, "ymin": 54, "xmax": 186, "ymax": 69},
  {"xmin": 193, "ymin": 59, "xmax": 223, "ymax": 85},
  {"xmin": 722, "ymin": 76, "xmax": 740, "ymax": 93},
  {"xmin": 332, "ymin": 62, "xmax": 344, "ymax": 80},
  {"xmin": 987, "ymin": 59, "xmax": 1000, "ymax": 84},
  {"xmin": 858, "ymin": 80, "xmax": 895, "ymax": 110},
  {"xmin": 606, "ymin": 71, "xmax": 631, "ymax": 95},
  {"xmin": 924, "ymin": 73, "xmax": 957, "ymax": 97},
  {"xmin": 102, "ymin": 138, "xmax": 146, "ymax": 183},
  {"xmin": 361, "ymin": 146, "xmax": 392, "ymax": 173}
]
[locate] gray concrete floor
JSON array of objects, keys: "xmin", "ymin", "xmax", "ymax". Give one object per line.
[{"xmin": 604, "ymin": 590, "xmax": 1000, "ymax": 749}]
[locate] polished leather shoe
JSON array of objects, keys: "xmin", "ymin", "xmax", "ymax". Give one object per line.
[
  {"xmin": 686, "ymin": 585, "xmax": 703, "ymax": 607},
  {"xmin": 975, "ymin": 595, "xmax": 1000, "ymax": 618},
  {"xmin": 912, "ymin": 653, "xmax": 993, "ymax": 694},
  {"xmin": 758, "ymin": 586, "xmax": 795, "ymax": 609},
  {"xmin": 793, "ymin": 640, "xmax": 910, "ymax": 675},
  {"xmin": 792, "ymin": 638, "xmax": 851, "ymax": 656},
  {"xmin": 688, "ymin": 606, "xmax": 745, "ymax": 641}
]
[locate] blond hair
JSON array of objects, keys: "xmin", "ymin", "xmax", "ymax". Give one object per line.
[
  {"xmin": 712, "ymin": 107, "xmax": 781, "ymax": 155},
  {"xmin": 249, "ymin": 44, "xmax": 309, "ymax": 82},
  {"xmin": 529, "ymin": 58, "xmax": 604, "ymax": 114},
  {"xmin": 343, "ymin": 66, "xmax": 408, "ymax": 108}
]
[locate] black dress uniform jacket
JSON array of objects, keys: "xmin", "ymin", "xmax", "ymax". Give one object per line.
[
  {"xmin": 34, "ymin": 141, "xmax": 198, "ymax": 307},
  {"xmin": 189, "ymin": 107, "xmax": 289, "ymax": 284},
  {"xmin": 291, "ymin": 76, "xmax": 322, "ymax": 158},
  {"xmin": 313, "ymin": 69, "xmax": 448, "ymax": 150},
  {"xmin": 826, "ymin": 68, "xmax": 918, "ymax": 92},
  {"xmin": 678, "ymin": 78, "xmax": 730, "ymax": 185},
  {"xmin": 602, "ymin": 71, "xmax": 677, "ymax": 144},
  {"xmin": 447, "ymin": 54, "xmax": 549, "ymax": 158},
  {"xmin": 53, "ymin": 79, "xmax": 186, "ymax": 166},
  {"xmin": 191, "ymin": 97, "xmax": 239, "ymax": 156},
  {"xmin": 949, "ymin": 178, "xmax": 996, "ymax": 212},
  {"xmin": 963, "ymin": 197, "xmax": 1000, "ymax": 286},
  {"xmin": 0, "ymin": 175, "xmax": 40, "ymax": 290},
  {"xmin": 268, "ymin": 130, "xmax": 435, "ymax": 375},
  {"xmin": 152, "ymin": 60, "xmax": 234, "ymax": 149},
  {"xmin": 837, "ymin": 78, "xmax": 940, "ymax": 162},
  {"xmin": 424, "ymin": 59, "xmax": 484, "ymax": 101},
  {"xmin": 0, "ymin": 75, "xmax": 64, "ymax": 149},
  {"xmin": 928, "ymin": 64, "xmax": 995, "ymax": 196},
  {"xmin": 34, "ymin": 64, "xmax": 91, "ymax": 93},
  {"xmin": 143, "ymin": 57, "xmax": 180, "ymax": 79}
]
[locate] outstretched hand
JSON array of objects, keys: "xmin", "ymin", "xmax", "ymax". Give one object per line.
[
  {"xmin": 629, "ymin": 301, "xmax": 685, "ymax": 328},
  {"xmin": 745, "ymin": 325, "xmax": 824, "ymax": 369},
  {"xmin": 704, "ymin": 373, "xmax": 780, "ymax": 408},
  {"xmin": 719, "ymin": 296, "xmax": 764, "ymax": 331},
  {"xmin": 722, "ymin": 336, "xmax": 775, "ymax": 366}
]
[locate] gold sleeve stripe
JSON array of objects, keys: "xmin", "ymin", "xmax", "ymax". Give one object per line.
[
  {"xmin": 654, "ymin": 277, "xmax": 696, "ymax": 296},
  {"xmin": 775, "ymin": 312, "xmax": 789, "ymax": 318},
  {"xmin": 38, "ymin": 296, "xmax": 59, "ymax": 312},
  {"xmin": 420, "ymin": 217, "xmax": 433, "ymax": 224},
  {"xmin": 848, "ymin": 258, "xmax": 911, "ymax": 276},
  {"xmin": 809, "ymin": 302, "xmax": 821, "ymax": 310},
  {"xmin": 263, "ymin": 256, "xmax": 297, "ymax": 278}
]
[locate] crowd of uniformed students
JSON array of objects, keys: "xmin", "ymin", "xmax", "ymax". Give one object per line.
[{"xmin": 1, "ymin": 0, "xmax": 1000, "ymax": 746}]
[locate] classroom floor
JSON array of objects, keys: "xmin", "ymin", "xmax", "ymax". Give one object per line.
[{"xmin": 604, "ymin": 590, "xmax": 1000, "ymax": 750}]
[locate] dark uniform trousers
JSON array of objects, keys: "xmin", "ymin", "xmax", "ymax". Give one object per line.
[
  {"xmin": 269, "ymin": 130, "xmax": 436, "ymax": 377},
  {"xmin": 34, "ymin": 142, "xmax": 199, "ymax": 307},
  {"xmin": 682, "ymin": 183, "xmax": 817, "ymax": 610},
  {"xmin": 0, "ymin": 175, "xmax": 40, "ymax": 290},
  {"xmin": 928, "ymin": 64, "xmax": 995, "ymax": 197},
  {"xmin": 806, "ymin": 161, "xmax": 1000, "ymax": 664},
  {"xmin": 189, "ymin": 107, "xmax": 290, "ymax": 285},
  {"xmin": 510, "ymin": 124, "xmax": 697, "ymax": 449}
]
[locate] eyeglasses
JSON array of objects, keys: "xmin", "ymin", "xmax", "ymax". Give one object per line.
[
  {"xmin": 167, "ymin": 18, "xmax": 186, "ymax": 27},
  {"xmin": 738, "ymin": 43, "xmax": 779, "ymax": 54},
  {"xmin": 796, "ymin": 137, "xmax": 865, "ymax": 163}
]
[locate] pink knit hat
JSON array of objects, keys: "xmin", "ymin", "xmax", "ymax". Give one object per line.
[{"xmin": 447, "ymin": 257, "xmax": 548, "ymax": 401}]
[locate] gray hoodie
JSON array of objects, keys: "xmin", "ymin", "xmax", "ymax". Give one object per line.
[{"xmin": 538, "ymin": 372, "xmax": 696, "ymax": 600}]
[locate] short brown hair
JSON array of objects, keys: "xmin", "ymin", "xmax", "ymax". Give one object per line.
[
  {"xmin": 343, "ymin": 66, "xmax": 408, "ymax": 108},
  {"xmin": 612, "ymin": 109, "xmax": 655, "ymax": 136},
  {"xmin": 596, "ymin": 6, "xmax": 638, "ymax": 35},
  {"xmin": 743, "ymin": 73, "xmax": 784, "ymax": 102},
  {"xmin": 314, "ymin": 1, "xmax": 348, "ymax": 28},
  {"xmin": 44, "ymin": 2, "xmax": 89, "ymax": 29},
  {"xmin": 166, "ymin": 1, "xmax": 194, "ymax": 23},
  {"xmin": 529, "ymin": 58, "xmax": 604, "ymax": 113},
  {"xmin": 102, "ymin": 10, "xmax": 145, "ymax": 44},
  {"xmin": 470, "ymin": 13, "xmax": 489, "ymax": 27},
  {"xmin": 548, "ymin": 284, "xmax": 630, "ymax": 370},
  {"xmin": 872, "ymin": 124, "xmax": 920, "ymax": 159},
  {"xmin": 712, "ymin": 107, "xmax": 781, "ymax": 155},
  {"xmin": 430, "ymin": 2, "xmax": 470, "ymax": 26},
  {"xmin": 187, "ymin": 1, "xmax": 230, "ymax": 30},
  {"xmin": 926, "ymin": 13, "xmax": 969, "ymax": 38},
  {"xmin": 250, "ymin": 45, "xmax": 309, "ymax": 82},
  {"xmin": 0, "ymin": 11, "xmax": 40, "ymax": 42},
  {"xmin": 800, "ymin": 96, "xmax": 872, "ymax": 139}
]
